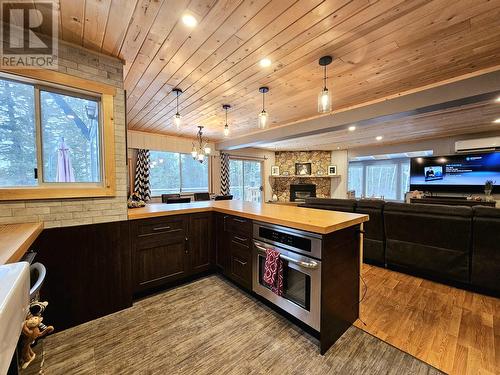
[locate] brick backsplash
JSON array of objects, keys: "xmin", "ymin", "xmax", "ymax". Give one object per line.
[{"xmin": 0, "ymin": 42, "xmax": 128, "ymax": 228}]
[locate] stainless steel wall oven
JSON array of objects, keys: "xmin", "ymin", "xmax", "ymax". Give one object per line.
[{"xmin": 252, "ymin": 222, "xmax": 322, "ymax": 330}]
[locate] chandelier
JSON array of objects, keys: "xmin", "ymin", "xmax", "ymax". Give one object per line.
[{"xmin": 191, "ymin": 126, "xmax": 211, "ymax": 163}]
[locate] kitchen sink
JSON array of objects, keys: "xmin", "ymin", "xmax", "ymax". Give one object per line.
[{"xmin": 0, "ymin": 262, "xmax": 30, "ymax": 375}]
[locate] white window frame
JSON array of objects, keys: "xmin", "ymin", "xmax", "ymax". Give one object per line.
[
  {"xmin": 348, "ymin": 158, "xmax": 410, "ymax": 201},
  {"xmin": 149, "ymin": 150, "xmax": 210, "ymax": 196}
]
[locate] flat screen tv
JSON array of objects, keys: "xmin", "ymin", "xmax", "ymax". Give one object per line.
[{"xmin": 410, "ymin": 152, "xmax": 500, "ymax": 193}]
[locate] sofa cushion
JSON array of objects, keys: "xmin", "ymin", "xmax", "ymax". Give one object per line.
[
  {"xmin": 301, "ymin": 198, "xmax": 356, "ymax": 212},
  {"xmin": 384, "ymin": 202, "xmax": 472, "ymax": 283},
  {"xmin": 471, "ymin": 206, "xmax": 500, "ymax": 292}
]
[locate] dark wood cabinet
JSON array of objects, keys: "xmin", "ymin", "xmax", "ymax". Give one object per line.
[
  {"xmin": 188, "ymin": 212, "xmax": 213, "ymax": 274},
  {"xmin": 131, "ymin": 213, "xmax": 214, "ymax": 294},
  {"xmin": 215, "ymin": 213, "xmax": 229, "ymax": 272},
  {"xmin": 214, "ymin": 214, "xmax": 253, "ymax": 289},
  {"xmin": 131, "ymin": 216, "xmax": 189, "ymax": 293}
]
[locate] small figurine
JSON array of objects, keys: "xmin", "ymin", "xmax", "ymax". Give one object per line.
[
  {"xmin": 20, "ymin": 315, "xmax": 53, "ymax": 369},
  {"xmin": 20, "ymin": 301, "xmax": 54, "ymax": 369}
]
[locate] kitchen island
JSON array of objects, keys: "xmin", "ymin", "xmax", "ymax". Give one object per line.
[{"xmin": 129, "ymin": 201, "xmax": 368, "ymax": 354}]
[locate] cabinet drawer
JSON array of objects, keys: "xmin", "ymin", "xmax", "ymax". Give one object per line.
[
  {"xmin": 138, "ymin": 216, "xmax": 186, "ymax": 236},
  {"xmin": 229, "ymin": 247, "xmax": 251, "ymax": 290},
  {"xmin": 226, "ymin": 215, "xmax": 252, "ymax": 236},
  {"xmin": 230, "ymin": 233, "xmax": 251, "ymax": 252}
]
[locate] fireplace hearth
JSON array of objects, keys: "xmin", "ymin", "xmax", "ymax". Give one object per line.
[{"xmin": 290, "ymin": 184, "xmax": 316, "ymax": 202}]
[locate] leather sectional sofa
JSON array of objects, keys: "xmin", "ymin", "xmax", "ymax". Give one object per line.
[{"xmin": 299, "ymin": 198, "xmax": 499, "ymax": 295}]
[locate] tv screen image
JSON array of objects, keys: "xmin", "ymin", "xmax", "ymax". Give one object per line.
[
  {"xmin": 424, "ymin": 166, "xmax": 443, "ymax": 181},
  {"xmin": 410, "ymin": 152, "xmax": 500, "ymax": 193}
]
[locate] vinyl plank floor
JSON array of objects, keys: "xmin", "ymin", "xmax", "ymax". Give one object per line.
[{"xmin": 24, "ymin": 275, "xmax": 441, "ymax": 375}]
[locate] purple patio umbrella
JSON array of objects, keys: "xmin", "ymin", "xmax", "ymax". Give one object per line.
[{"xmin": 56, "ymin": 138, "xmax": 75, "ymax": 182}]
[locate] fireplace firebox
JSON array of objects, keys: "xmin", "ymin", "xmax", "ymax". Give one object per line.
[{"xmin": 290, "ymin": 184, "xmax": 316, "ymax": 202}]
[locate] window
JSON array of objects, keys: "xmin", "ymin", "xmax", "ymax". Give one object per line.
[
  {"xmin": 229, "ymin": 159, "xmax": 262, "ymax": 203},
  {"xmin": 348, "ymin": 158, "xmax": 410, "ymax": 201},
  {"xmin": 0, "ymin": 71, "xmax": 114, "ymax": 200},
  {"xmin": 149, "ymin": 150, "xmax": 209, "ymax": 196}
]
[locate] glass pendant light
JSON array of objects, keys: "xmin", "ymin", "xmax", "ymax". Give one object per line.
[
  {"xmin": 172, "ymin": 88, "xmax": 182, "ymax": 129},
  {"xmin": 258, "ymin": 86, "xmax": 269, "ymax": 129},
  {"xmin": 222, "ymin": 104, "xmax": 231, "ymax": 137},
  {"xmin": 318, "ymin": 56, "xmax": 333, "ymax": 113}
]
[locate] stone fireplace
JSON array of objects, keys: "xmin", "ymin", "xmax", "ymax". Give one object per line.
[
  {"xmin": 272, "ymin": 151, "xmax": 331, "ymax": 202},
  {"xmin": 290, "ymin": 184, "xmax": 316, "ymax": 202}
]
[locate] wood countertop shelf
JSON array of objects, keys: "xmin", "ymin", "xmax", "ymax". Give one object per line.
[
  {"xmin": 128, "ymin": 201, "xmax": 368, "ymax": 234},
  {"xmin": 0, "ymin": 222, "xmax": 44, "ymax": 265}
]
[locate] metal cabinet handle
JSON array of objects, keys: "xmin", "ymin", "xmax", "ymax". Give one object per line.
[
  {"xmin": 234, "ymin": 258, "xmax": 247, "ymax": 266},
  {"xmin": 233, "ymin": 218, "xmax": 246, "ymax": 223},
  {"xmin": 233, "ymin": 235, "xmax": 247, "ymax": 243},
  {"xmin": 254, "ymin": 243, "xmax": 319, "ymax": 269},
  {"xmin": 153, "ymin": 225, "xmax": 171, "ymax": 231}
]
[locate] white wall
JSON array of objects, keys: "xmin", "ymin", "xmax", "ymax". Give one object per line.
[{"xmin": 330, "ymin": 150, "xmax": 348, "ymax": 198}]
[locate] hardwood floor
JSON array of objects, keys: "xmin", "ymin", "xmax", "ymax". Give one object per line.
[
  {"xmin": 24, "ymin": 276, "xmax": 440, "ymax": 374},
  {"xmin": 355, "ymin": 264, "xmax": 500, "ymax": 375}
]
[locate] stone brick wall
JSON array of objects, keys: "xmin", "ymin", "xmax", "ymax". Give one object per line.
[
  {"xmin": 272, "ymin": 151, "xmax": 332, "ymax": 201},
  {"xmin": 0, "ymin": 41, "xmax": 128, "ymax": 228}
]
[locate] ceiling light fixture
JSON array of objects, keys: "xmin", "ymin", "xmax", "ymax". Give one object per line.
[
  {"xmin": 376, "ymin": 136, "xmax": 383, "ymax": 141},
  {"xmin": 222, "ymin": 104, "xmax": 231, "ymax": 137},
  {"xmin": 172, "ymin": 88, "xmax": 182, "ymax": 129},
  {"xmin": 495, "ymin": 97, "xmax": 500, "ymax": 103},
  {"xmin": 182, "ymin": 13, "xmax": 197, "ymax": 27},
  {"xmin": 258, "ymin": 86, "xmax": 269, "ymax": 129},
  {"xmin": 260, "ymin": 58, "xmax": 271, "ymax": 68},
  {"xmin": 493, "ymin": 118, "xmax": 500, "ymax": 123},
  {"xmin": 318, "ymin": 55, "xmax": 333, "ymax": 113},
  {"xmin": 348, "ymin": 126, "xmax": 356, "ymax": 131},
  {"xmin": 191, "ymin": 126, "xmax": 210, "ymax": 163}
]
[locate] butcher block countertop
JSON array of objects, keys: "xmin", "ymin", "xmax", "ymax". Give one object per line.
[
  {"xmin": 128, "ymin": 201, "xmax": 368, "ymax": 234},
  {"xmin": 0, "ymin": 222, "xmax": 43, "ymax": 264}
]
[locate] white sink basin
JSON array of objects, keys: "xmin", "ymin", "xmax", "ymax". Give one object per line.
[{"xmin": 0, "ymin": 262, "xmax": 30, "ymax": 375}]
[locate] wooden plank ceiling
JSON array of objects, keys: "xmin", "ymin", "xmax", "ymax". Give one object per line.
[
  {"xmin": 256, "ymin": 99, "xmax": 500, "ymax": 150},
  {"xmin": 52, "ymin": 0, "xmax": 500, "ymax": 142}
]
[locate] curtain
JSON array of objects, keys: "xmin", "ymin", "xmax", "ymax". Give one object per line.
[
  {"xmin": 220, "ymin": 152, "xmax": 230, "ymax": 195},
  {"xmin": 134, "ymin": 149, "xmax": 151, "ymax": 201}
]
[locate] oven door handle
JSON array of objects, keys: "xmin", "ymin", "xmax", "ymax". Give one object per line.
[{"xmin": 254, "ymin": 243, "xmax": 319, "ymax": 269}]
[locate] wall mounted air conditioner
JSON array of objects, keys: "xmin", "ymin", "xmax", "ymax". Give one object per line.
[{"xmin": 455, "ymin": 137, "xmax": 500, "ymax": 153}]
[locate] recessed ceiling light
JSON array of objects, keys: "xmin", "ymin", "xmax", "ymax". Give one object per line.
[
  {"xmin": 260, "ymin": 58, "xmax": 271, "ymax": 68},
  {"xmin": 182, "ymin": 13, "xmax": 197, "ymax": 27},
  {"xmin": 376, "ymin": 136, "xmax": 383, "ymax": 141},
  {"xmin": 348, "ymin": 126, "xmax": 356, "ymax": 131},
  {"xmin": 493, "ymin": 118, "xmax": 500, "ymax": 123},
  {"xmin": 495, "ymin": 96, "xmax": 500, "ymax": 103}
]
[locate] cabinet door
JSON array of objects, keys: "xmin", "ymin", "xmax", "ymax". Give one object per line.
[
  {"xmin": 215, "ymin": 214, "xmax": 229, "ymax": 272},
  {"xmin": 132, "ymin": 215, "xmax": 189, "ymax": 293},
  {"xmin": 135, "ymin": 238, "xmax": 188, "ymax": 292},
  {"xmin": 229, "ymin": 239, "xmax": 252, "ymax": 290},
  {"xmin": 189, "ymin": 212, "xmax": 213, "ymax": 274}
]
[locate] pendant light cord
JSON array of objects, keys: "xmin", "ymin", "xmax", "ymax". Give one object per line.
[
  {"xmin": 262, "ymin": 90, "xmax": 265, "ymax": 112},
  {"xmin": 176, "ymin": 91, "xmax": 179, "ymax": 114},
  {"xmin": 323, "ymin": 65, "xmax": 327, "ymax": 90}
]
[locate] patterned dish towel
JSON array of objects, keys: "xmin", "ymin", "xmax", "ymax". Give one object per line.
[{"xmin": 263, "ymin": 247, "xmax": 284, "ymax": 296}]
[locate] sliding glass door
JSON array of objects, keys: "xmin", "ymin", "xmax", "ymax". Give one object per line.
[{"xmin": 229, "ymin": 159, "xmax": 263, "ymax": 202}]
